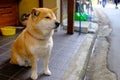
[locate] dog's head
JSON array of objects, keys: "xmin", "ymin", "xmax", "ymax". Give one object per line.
[{"xmin": 27, "ymin": 7, "xmax": 59, "ymax": 39}]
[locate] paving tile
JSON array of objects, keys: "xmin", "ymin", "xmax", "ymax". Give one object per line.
[
  {"xmin": 37, "ymin": 67, "xmax": 65, "ymax": 80},
  {"xmin": 0, "ymin": 49, "xmax": 11, "ymax": 67},
  {"xmin": 37, "ymin": 59, "xmax": 44, "ymax": 74},
  {"xmin": 0, "ymin": 39, "xmax": 13, "ymax": 47},
  {"xmin": 38, "ymin": 77, "xmax": 57, "ymax": 80},
  {"xmin": 13, "ymin": 67, "xmax": 62, "ymax": 80},
  {"xmin": 0, "ymin": 74, "xmax": 10, "ymax": 80},
  {"xmin": 0, "ymin": 36, "xmax": 11, "ymax": 41},
  {"xmin": 0, "ymin": 55, "xmax": 10, "ymax": 67},
  {"xmin": 12, "ymin": 68, "xmax": 32, "ymax": 80},
  {"xmin": 0, "ymin": 48, "xmax": 8, "ymax": 55},
  {"xmin": 0, "ymin": 40, "xmax": 11, "ymax": 47},
  {"xmin": 50, "ymin": 67, "xmax": 65, "ymax": 79},
  {"xmin": 51, "ymin": 48, "xmax": 59, "ymax": 56},
  {"xmin": 56, "ymin": 49, "xmax": 74, "ymax": 59},
  {"xmin": 0, "ymin": 29, "xmax": 86, "ymax": 80},
  {"xmin": 50, "ymin": 54, "xmax": 70, "ymax": 70},
  {"xmin": 2, "ymin": 42, "xmax": 13, "ymax": 49},
  {"xmin": 52, "ymin": 44, "xmax": 63, "ymax": 53},
  {"xmin": 0, "ymin": 63, "xmax": 22, "ymax": 77}
]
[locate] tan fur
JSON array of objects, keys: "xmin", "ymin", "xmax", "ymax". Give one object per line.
[{"xmin": 10, "ymin": 8, "xmax": 59, "ymax": 80}]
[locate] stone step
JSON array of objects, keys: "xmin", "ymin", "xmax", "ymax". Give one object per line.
[{"xmin": 63, "ymin": 19, "xmax": 98, "ymax": 34}]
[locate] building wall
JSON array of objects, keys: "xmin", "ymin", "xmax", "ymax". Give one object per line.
[
  {"xmin": 43, "ymin": 0, "xmax": 60, "ymax": 21},
  {"xmin": 19, "ymin": 0, "xmax": 60, "ymax": 21},
  {"xmin": 19, "ymin": 0, "xmax": 39, "ymax": 21},
  {"xmin": 62, "ymin": 0, "xmax": 67, "ymax": 19},
  {"xmin": 43, "ymin": 0, "xmax": 56, "ymax": 8}
]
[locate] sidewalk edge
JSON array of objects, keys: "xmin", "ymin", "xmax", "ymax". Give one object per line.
[{"xmin": 62, "ymin": 32, "xmax": 97, "ymax": 80}]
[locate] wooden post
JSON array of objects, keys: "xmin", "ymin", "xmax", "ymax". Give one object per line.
[
  {"xmin": 60, "ymin": 0, "xmax": 63, "ymax": 26},
  {"xmin": 67, "ymin": 0, "xmax": 74, "ymax": 34},
  {"xmin": 39, "ymin": 0, "xmax": 43, "ymax": 7}
]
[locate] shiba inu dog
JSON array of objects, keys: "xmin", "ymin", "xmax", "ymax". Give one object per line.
[{"xmin": 10, "ymin": 7, "xmax": 59, "ymax": 80}]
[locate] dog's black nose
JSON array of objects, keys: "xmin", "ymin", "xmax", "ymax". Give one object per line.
[{"xmin": 55, "ymin": 21, "xmax": 60, "ymax": 29}]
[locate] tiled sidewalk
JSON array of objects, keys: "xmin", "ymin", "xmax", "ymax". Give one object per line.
[{"xmin": 0, "ymin": 29, "xmax": 86, "ymax": 80}]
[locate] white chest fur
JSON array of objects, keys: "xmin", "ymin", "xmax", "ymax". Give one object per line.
[{"xmin": 29, "ymin": 40, "xmax": 53, "ymax": 58}]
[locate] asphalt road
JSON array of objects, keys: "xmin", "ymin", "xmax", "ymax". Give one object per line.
[{"xmin": 101, "ymin": 6, "xmax": 120, "ymax": 80}]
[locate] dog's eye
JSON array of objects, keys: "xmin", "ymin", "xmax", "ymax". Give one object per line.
[{"xmin": 45, "ymin": 16, "xmax": 50, "ymax": 19}]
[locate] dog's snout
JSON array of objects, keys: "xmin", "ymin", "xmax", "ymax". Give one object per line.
[
  {"xmin": 55, "ymin": 22, "xmax": 60, "ymax": 27},
  {"xmin": 55, "ymin": 21, "xmax": 60, "ymax": 29}
]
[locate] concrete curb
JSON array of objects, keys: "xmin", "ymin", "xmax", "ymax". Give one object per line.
[{"xmin": 62, "ymin": 33, "xmax": 97, "ymax": 80}]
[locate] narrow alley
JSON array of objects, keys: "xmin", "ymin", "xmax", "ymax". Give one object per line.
[
  {"xmin": 85, "ymin": 3, "xmax": 120, "ymax": 80},
  {"xmin": 102, "ymin": 5, "xmax": 120, "ymax": 80}
]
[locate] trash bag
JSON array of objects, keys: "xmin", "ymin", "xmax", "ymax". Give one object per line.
[{"xmin": 74, "ymin": 12, "xmax": 88, "ymax": 21}]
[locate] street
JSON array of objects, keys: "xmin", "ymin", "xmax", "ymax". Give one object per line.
[
  {"xmin": 102, "ymin": 5, "xmax": 120, "ymax": 80},
  {"xmin": 85, "ymin": 3, "xmax": 120, "ymax": 80}
]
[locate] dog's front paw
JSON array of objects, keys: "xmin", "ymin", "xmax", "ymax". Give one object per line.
[
  {"xmin": 44, "ymin": 69, "xmax": 51, "ymax": 76},
  {"xmin": 31, "ymin": 73, "xmax": 38, "ymax": 80}
]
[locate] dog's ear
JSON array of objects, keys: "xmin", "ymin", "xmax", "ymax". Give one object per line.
[
  {"xmin": 31, "ymin": 8, "xmax": 40, "ymax": 17},
  {"xmin": 51, "ymin": 7, "xmax": 58, "ymax": 12}
]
